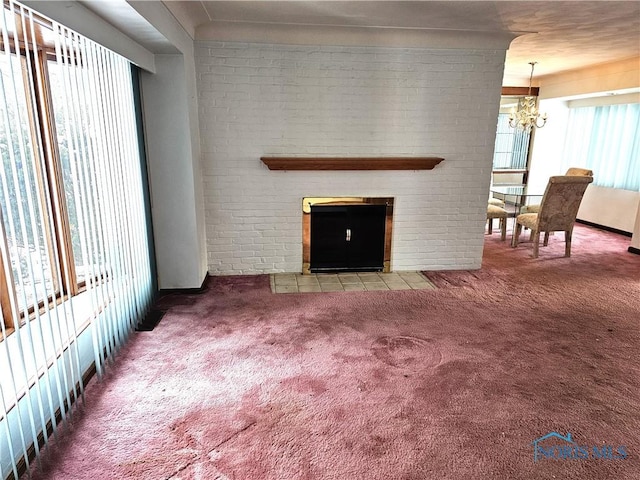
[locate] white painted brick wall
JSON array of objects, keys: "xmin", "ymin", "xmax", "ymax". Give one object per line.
[{"xmin": 195, "ymin": 42, "xmax": 505, "ymax": 275}]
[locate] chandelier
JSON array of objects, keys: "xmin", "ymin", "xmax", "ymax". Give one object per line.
[{"xmin": 508, "ymin": 62, "xmax": 547, "ymax": 131}]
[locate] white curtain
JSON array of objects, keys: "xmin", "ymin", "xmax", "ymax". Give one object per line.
[{"xmin": 562, "ymin": 103, "xmax": 640, "ymax": 191}]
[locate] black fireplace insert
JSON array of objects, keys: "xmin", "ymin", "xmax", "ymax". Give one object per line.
[{"xmin": 310, "ymin": 204, "xmax": 386, "ymax": 272}]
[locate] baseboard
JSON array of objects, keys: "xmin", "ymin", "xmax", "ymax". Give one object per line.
[
  {"xmin": 575, "ymin": 219, "xmax": 632, "ymax": 237},
  {"xmin": 158, "ymin": 273, "xmax": 209, "ymax": 295},
  {"xmin": 628, "ymin": 246, "xmax": 640, "ymax": 255}
]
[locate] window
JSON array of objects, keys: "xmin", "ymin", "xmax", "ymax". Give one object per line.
[
  {"xmin": 493, "ymin": 94, "xmax": 533, "ymax": 172},
  {"xmin": 1, "ymin": 52, "xmax": 57, "ymax": 317},
  {"xmin": 493, "ymin": 111, "xmax": 531, "ymax": 171},
  {"xmin": 0, "ymin": 0, "xmax": 152, "ymax": 359},
  {"xmin": 1, "ymin": 8, "xmax": 73, "ymax": 327},
  {"xmin": 562, "ymin": 103, "xmax": 640, "ymax": 191},
  {"xmin": 491, "ymin": 96, "xmax": 533, "ymax": 190},
  {"xmin": 0, "ymin": 5, "xmax": 142, "ymax": 332},
  {"xmin": 46, "ymin": 57, "xmax": 104, "ymax": 288}
]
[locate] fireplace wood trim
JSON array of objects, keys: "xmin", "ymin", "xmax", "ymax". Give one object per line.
[{"xmin": 261, "ymin": 157, "xmax": 444, "ymax": 171}]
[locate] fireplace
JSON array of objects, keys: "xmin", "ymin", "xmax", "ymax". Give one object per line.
[{"xmin": 302, "ymin": 197, "xmax": 394, "ymax": 274}]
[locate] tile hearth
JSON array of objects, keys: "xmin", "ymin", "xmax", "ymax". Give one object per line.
[{"xmin": 270, "ymin": 272, "xmax": 436, "ymax": 294}]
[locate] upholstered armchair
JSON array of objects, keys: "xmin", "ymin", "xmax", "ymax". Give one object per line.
[
  {"xmin": 512, "ymin": 175, "xmax": 593, "ymax": 257},
  {"xmin": 521, "ymin": 167, "xmax": 593, "ymax": 214}
]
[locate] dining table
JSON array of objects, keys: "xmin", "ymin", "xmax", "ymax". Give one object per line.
[{"xmin": 490, "ymin": 186, "xmax": 545, "ymax": 244}]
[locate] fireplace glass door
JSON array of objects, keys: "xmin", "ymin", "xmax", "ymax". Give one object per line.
[{"xmin": 310, "ymin": 204, "xmax": 386, "ymax": 272}]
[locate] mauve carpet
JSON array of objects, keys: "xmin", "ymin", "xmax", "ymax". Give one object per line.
[{"xmin": 27, "ymin": 225, "xmax": 640, "ymax": 480}]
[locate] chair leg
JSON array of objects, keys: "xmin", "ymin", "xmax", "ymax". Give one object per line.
[
  {"xmin": 487, "ymin": 218, "xmax": 493, "ymax": 234},
  {"xmin": 543, "ymin": 232, "xmax": 550, "ymax": 246},
  {"xmin": 512, "ymin": 222, "xmax": 522, "ymax": 247},
  {"xmin": 565, "ymin": 229, "xmax": 573, "ymax": 257},
  {"xmin": 500, "ymin": 217, "xmax": 506, "ymax": 241},
  {"xmin": 532, "ymin": 230, "xmax": 540, "ymax": 258}
]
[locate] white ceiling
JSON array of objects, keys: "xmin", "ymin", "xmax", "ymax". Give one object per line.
[{"xmin": 83, "ymin": 1, "xmax": 640, "ymax": 84}]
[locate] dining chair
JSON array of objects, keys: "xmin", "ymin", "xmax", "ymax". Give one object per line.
[
  {"xmin": 512, "ymin": 175, "xmax": 593, "ymax": 257},
  {"xmin": 565, "ymin": 167, "xmax": 594, "ymax": 177},
  {"xmin": 487, "ymin": 204, "xmax": 508, "ymax": 241},
  {"xmin": 521, "ymin": 167, "xmax": 593, "ymax": 214}
]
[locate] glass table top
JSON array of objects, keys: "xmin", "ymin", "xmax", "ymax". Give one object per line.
[{"xmin": 490, "ymin": 187, "xmax": 544, "ymax": 214}]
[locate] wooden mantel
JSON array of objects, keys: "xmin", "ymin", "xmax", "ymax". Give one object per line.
[{"xmin": 260, "ymin": 157, "xmax": 444, "ymax": 171}]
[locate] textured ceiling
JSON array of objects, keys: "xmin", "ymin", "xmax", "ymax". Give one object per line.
[
  {"xmin": 77, "ymin": 1, "xmax": 640, "ymax": 84},
  {"xmin": 163, "ymin": 1, "xmax": 640, "ymax": 83}
]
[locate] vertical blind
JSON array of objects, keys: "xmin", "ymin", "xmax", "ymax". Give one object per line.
[{"xmin": 0, "ymin": 1, "xmax": 153, "ymax": 477}]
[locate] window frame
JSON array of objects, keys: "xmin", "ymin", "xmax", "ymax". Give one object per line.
[{"xmin": 0, "ymin": 248, "xmax": 14, "ymax": 335}]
